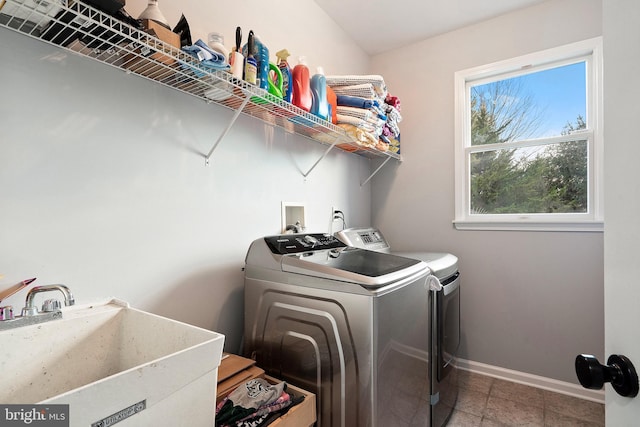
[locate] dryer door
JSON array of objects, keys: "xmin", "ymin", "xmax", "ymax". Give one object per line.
[{"xmin": 437, "ymin": 272, "xmax": 460, "ymax": 381}]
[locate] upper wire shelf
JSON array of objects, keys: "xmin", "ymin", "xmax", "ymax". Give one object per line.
[{"xmin": 0, "ymin": 0, "xmax": 402, "ymax": 170}]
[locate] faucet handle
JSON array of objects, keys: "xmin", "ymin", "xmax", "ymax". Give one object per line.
[
  {"xmin": 21, "ymin": 305, "xmax": 39, "ymax": 317},
  {"xmin": 0, "ymin": 306, "xmax": 14, "ymax": 321},
  {"xmin": 42, "ymin": 299, "xmax": 62, "ymax": 313}
]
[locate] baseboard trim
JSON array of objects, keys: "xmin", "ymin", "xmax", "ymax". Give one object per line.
[{"xmin": 456, "ymin": 358, "xmax": 605, "ymax": 404}]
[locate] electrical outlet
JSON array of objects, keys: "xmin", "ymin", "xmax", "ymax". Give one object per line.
[
  {"xmin": 328, "ymin": 206, "xmax": 345, "ymax": 234},
  {"xmin": 328, "ymin": 206, "xmax": 336, "ymax": 234}
]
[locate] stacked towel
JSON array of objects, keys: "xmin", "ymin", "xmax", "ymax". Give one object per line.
[
  {"xmin": 326, "ymin": 74, "xmax": 400, "ymax": 151},
  {"xmin": 331, "ymin": 83, "xmax": 379, "ymax": 100},
  {"xmin": 325, "ymin": 75, "xmax": 387, "ymax": 99}
]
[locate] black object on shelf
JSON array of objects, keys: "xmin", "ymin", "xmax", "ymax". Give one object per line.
[
  {"xmin": 84, "ymin": 0, "xmax": 126, "ymax": 15},
  {"xmin": 173, "ymin": 14, "xmax": 191, "ymax": 48}
]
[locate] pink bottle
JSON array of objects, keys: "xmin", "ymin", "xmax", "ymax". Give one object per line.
[{"xmin": 292, "ymin": 56, "xmax": 312, "ymax": 112}]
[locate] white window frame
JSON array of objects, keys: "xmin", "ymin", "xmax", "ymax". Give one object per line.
[{"xmin": 454, "ymin": 37, "xmax": 604, "ymax": 232}]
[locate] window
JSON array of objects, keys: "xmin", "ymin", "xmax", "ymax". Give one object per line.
[{"xmin": 454, "ymin": 38, "xmax": 603, "ymax": 231}]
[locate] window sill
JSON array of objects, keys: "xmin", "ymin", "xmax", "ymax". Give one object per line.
[{"xmin": 453, "ymin": 219, "xmax": 604, "ymax": 232}]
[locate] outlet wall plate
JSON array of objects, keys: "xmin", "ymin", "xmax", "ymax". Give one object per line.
[
  {"xmin": 328, "ymin": 206, "xmax": 345, "ymax": 234},
  {"xmin": 281, "ymin": 201, "xmax": 306, "ymax": 233}
]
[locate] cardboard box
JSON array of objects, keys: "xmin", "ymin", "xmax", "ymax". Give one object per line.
[
  {"xmin": 122, "ymin": 19, "xmax": 180, "ymax": 79},
  {"xmin": 140, "ymin": 19, "xmax": 180, "ymax": 64},
  {"xmin": 218, "ymin": 353, "xmax": 257, "ymax": 382},
  {"xmin": 215, "ymin": 355, "xmax": 316, "ymax": 427},
  {"xmin": 266, "ymin": 376, "xmax": 316, "ymax": 427},
  {"xmin": 216, "ymin": 353, "xmax": 265, "ymax": 402}
]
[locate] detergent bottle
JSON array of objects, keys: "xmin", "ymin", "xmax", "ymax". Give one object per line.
[
  {"xmin": 292, "ymin": 56, "xmax": 312, "ymax": 112},
  {"xmin": 276, "ymin": 49, "xmax": 293, "ymax": 103},
  {"xmin": 327, "ymin": 85, "xmax": 337, "ymax": 124},
  {"xmin": 310, "ymin": 66, "xmax": 329, "ymax": 121}
]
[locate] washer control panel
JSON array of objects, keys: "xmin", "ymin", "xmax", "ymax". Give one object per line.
[{"xmin": 265, "ymin": 234, "xmax": 346, "ymax": 255}]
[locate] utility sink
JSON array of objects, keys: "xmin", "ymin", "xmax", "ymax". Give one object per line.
[{"xmin": 0, "ymin": 299, "xmax": 225, "ymax": 426}]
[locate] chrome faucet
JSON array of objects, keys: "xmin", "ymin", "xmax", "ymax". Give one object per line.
[
  {"xmin": 21, "ymin": 284, "xmax": 75, "ymax": 317},
  {"xmin": 0, "ymin": 281, "xmax": 73, "ymax": 331}
]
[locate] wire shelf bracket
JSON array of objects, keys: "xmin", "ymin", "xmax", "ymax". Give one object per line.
[
  {"xmin": 361, "ymin": 156, "xmax": 392, "ymax": 187},
  {"xmin": 302, "ymin": 133, "xmax": 342, "ymax": 178},
  {"xmin": 205, "ymin": 94, "xmax": 250, "ymax": 165}
]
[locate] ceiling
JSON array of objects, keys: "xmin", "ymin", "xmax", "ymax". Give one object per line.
[{"xmin": 313, "ymin": 0, "xmax": 548, "ymax": 55}]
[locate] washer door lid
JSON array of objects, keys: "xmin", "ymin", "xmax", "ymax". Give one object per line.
[{"xmin": 281, "ymin": 247, "xmax": 428, "ymax": 288}]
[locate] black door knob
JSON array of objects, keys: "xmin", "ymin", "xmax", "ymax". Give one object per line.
[{"xmin": 575, "ymin": 354, "xmax": 639, "ymax": 397}]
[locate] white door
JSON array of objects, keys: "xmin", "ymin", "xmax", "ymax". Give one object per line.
[{"xmin": 603, "ymin": 0, "xmax": 640, "ymax": 424}]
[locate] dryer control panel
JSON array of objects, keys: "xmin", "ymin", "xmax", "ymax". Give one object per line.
[
  {"xmin": 335, "ymin": 227, "xmax": 391, "ymax": 252},
  {"xmin": 265, "ymin": 234, "xmax": 347, "ymax": 255}
]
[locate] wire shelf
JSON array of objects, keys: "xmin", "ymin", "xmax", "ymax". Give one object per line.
[{"xmin": 0, "ymin": 0, "xmax": 402, "ymax": 169}]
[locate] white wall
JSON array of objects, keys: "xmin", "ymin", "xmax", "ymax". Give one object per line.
[
  {"xmin": 124, "ymin": 0, "xmax": 362, "ymax": 76},
  {"xmin": 370, "ymin": 0, "xmax": 604, "ymax": 383},
  {"xmin": 0, "ymin": 0, "xmax": 371, "ymax": 353}
]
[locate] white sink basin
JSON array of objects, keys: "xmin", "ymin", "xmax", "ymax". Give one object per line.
[{"xmin": 0, "ymin": 299, "xmax": 225, "ymax": 426}]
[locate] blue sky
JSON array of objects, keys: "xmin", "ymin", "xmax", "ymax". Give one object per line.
[
  {"xmin": 472, "ymin": 61, "xmax": 586, "ymax": 140},
  {"xmin": 519, "ymin": 61, "xmax": 586, "ymax": 137}
]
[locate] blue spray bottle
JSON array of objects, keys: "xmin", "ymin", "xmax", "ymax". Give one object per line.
[
  {"xmin": 276, "ymin": 49, "xmax": 293, "ymax": 103},
  {"xmin": 253, "ymin": 34, "xmax": 269, "ymax": 91}
]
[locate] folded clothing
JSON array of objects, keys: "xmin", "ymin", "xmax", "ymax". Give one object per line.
[
  {"xmin": 216, "ymin": 378, "xmax": 286, "ymax": 426},
  {"xmin": 232, "ymin": 390, "xmax": 304, "ymax": 427}
]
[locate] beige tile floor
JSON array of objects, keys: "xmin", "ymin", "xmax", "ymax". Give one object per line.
[{"xmin": 448, "ymin": 370, "xmax": 605, "ymax": 426}]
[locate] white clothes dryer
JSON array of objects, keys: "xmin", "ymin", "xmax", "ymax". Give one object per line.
[{"xmin": 335, "ymin": 227, "xmax": 460, "ymax": 427}]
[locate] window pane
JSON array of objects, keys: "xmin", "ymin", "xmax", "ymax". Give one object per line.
[
  {"xmin": 470, "ymin": 140, "xmax": 588, "ymax": 214},
  {"xmin": 470, "ymin": 62, "xmax": 586, "ymax": 145}
]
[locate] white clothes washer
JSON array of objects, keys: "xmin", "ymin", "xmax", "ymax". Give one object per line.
[{"xmin": 243, "ymin": 233, "xmax": 436, "ymax": 427}]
